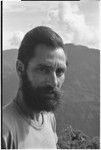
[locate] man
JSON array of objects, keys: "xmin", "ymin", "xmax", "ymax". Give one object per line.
[{"xmin": 2, "ymin": 26, "xmax": 67, "ymax": 149}]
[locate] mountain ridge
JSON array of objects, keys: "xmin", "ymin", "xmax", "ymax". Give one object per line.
[{"xmin": 3, "ymin": 43, "xmax": 100, "ymax": 137}]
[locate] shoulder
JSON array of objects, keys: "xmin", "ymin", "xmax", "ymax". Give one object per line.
[
  {"xmin": 3, "ymin": 100, "xmax": 15, "ymax": 116},
  {"xmin": 2, "ymin": 101, "xmax": 19, "ymax": 140},
  {"xmin": 3, "ymin": 101, "xmax": 16, "ymax": 127},
  {"xmin": 2, "ymin": 101, "xmax": 20, "ymax": 149},
  {"xmin": 3, "ymin": 101, "xmax": 17, "ymax": 135},
  {"xmin": 2, "ymin": 116, "xmax": 18, "ymax": 149},
  {"xmin": 3, "ymin": 100, "xmax": 22, "ymax": 123}
]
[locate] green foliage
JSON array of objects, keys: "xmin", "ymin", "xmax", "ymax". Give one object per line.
[{"xmin": 57, "ymin": 125, "xmax": 100, "ymax": 149}]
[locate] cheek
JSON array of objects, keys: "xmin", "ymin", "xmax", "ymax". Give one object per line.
[
  {"xmin": 27, "ymin": 71, "xmax": 47, "ymax": 87},
  {"xmin": 58, "ymin": 75, "xmax": 65, "ymax": 88}
]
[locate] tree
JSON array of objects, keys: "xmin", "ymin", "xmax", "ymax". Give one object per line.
[{"xmin": 57, "ymin": 125, "xmax": 100, "ymax": 149}]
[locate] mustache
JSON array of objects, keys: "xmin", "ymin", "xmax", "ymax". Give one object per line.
[
  {"xmin": 22, "ymin": 73, "xmax": 63, "ymax": 97},
  {"xmin": 21, "ymin": 73, "xmax": 63, "ymax": 112},
  {"xmin": 36, "ymin": 85, "xmax": 63, "ymax": 98}
]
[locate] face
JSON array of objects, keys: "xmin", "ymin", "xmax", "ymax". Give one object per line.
[{"xmin": 21, "ymin": 44, "xmax": 67, "ymax": 112}]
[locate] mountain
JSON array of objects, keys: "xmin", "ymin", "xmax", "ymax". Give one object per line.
[{"xmin": 2, "ymin": 44, "xmax": 100, "ymax": 137}]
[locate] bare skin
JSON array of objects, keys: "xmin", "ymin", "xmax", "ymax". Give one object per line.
[{"xmin": 16, "ymin": 44, "xmax": 67, "ymax": 120}]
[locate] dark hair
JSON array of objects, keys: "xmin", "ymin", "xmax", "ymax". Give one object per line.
[{"xmin": 17, "ymin": 26, "xmax": 64, "ymax": 67}]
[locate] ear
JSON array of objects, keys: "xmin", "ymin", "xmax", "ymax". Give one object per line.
[{"xmin": 16, "ymin": 59, "xmax": 24, "ymax": 77}]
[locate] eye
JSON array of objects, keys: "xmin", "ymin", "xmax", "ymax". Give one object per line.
[
  {"xmin": 40, "ymin": 67, "xmax": 50, "ymax": 74},
  {"xmin": 56, "ymin": 68, "xmax": 65, "ymax": 77}
]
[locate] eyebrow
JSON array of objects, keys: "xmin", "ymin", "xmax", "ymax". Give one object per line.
[
  {"xmin": 36, "ymin": 64, "xmax": 54, "ymax": 71},
  {"xmin": 36, "ymin": 63, "xmax": 67, "ymax": 70}
]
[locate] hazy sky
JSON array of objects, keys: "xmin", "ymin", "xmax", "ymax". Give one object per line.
[{"xmin": 3, "ymin": 0, "xmax": 100, "ymax": 50}]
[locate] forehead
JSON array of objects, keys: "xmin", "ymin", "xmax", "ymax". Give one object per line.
[{"xmin": 28, "ymin": 44, "xmax": 67, "ymax": 68}]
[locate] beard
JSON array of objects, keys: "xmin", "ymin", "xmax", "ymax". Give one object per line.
[{"xmin": 21, "ymin": 72, "xmax": 63, "ymax": 113}]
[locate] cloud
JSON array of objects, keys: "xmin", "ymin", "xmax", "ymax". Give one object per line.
[
  {"xmin": 3, "ymin": 1, "xmax": 26, "ymax": 13},
  {"xmin": 3, "ymin": 1, "xmax": 57, "ymax": 13},
  {"xmin": 3, "ymin": 1, "xmax": 99, "ymax": 49},
  {"xmin": 45, "ymin": 1, "xmax": 99, "ymax": 49},
  {"xmin": 9, "ymin": 31, "xmax": 24, "ymax": 48}
]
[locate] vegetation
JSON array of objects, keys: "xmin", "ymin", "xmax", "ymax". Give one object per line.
[{"xmin": 57, "ymin": 125, "xmax": 100, "ymax": 149}]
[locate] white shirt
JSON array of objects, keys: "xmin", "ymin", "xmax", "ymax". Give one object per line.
[{"xmin": 2, "ymin": 100, "xmax": 58, "ymax": 149}]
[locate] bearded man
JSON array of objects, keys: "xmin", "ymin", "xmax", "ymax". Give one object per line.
[{"xmin": 2, "ymin": 26, "xmax": 67, "ymax": 149}]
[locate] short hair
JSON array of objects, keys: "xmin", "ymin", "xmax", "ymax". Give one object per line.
[{"xmin": 17, "ymin": 26, "xmax": 64, "ymax": 67}]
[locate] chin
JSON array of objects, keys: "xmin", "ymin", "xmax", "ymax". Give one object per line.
[
  {"xmin": 37, "ymin": 98, "xmax": 60, "ymax": 112},
  {"xmin": 24, "ymin": 97, "xmax": 60, "ymax": 113}
]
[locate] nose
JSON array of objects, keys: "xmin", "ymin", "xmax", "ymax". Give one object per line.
[{"xmin": 47, "ymin": 72, "xmax": 58, "ymax": 88}]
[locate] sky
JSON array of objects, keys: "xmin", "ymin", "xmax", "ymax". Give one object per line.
[{"xmin": 3, "ymin": 0, "xmax": 100, "ymax": 50}]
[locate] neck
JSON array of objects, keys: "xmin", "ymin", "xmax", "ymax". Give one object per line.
[{"xmin": 15, "ymin": 88, "xmax": 40, "ymax": 120}]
